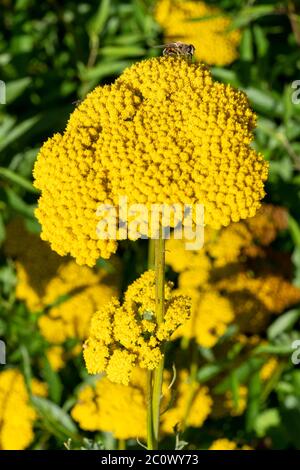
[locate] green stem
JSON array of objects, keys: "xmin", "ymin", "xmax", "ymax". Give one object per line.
[
  {"xmin": 148, "ymin": 239, "xmax": 156, "ymax": 270},
  {"xmin": 146, "ymin": 238, "xmax": 156, "ymax": 450},
  {"xmin": 147, "ymin": 371, "xmax": 154, "ymax": 450},
  {"xmin": 152, "ymin": 232, "xmax": 165, "ymax": 449}
]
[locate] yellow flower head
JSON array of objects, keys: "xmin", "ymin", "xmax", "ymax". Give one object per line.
[
  {"xmin": 260, "ymin": 357, "xmax": 279, "ymax": 381},
  {"xmin": 173, "ymin": 290, "xmax": 234, "ymax": 348},
  {"xmin": 71, "ymin": 368, "xmax": 147, "ymax": 439},
  {"xmin": 161, "ymin": 370, "xmax": 212, "ymax": 433},
  {"xmin": 34, "ymin": 56, "xmax": 268, "ymax": 266},
  {"xmin": 4, "ymin": 219, "xmax": 119, "ymax": 346},
  {"xmin": 166, "ymin": 205, "xmax": 298, "ymax": 339},
  {"xmin": 0, "ymin": 369, "xmax": 46, "ymax": 450},
  {"xmin": 217, "ymin": 272, "xmax": 300, "ymax": 334},
  {"xmin": 155, "ymin": 0, "xmax": 241, "ymax": 66},
  {"xmin": 84, "ymin": 270, "xmax": 191, "ymax": 384}
]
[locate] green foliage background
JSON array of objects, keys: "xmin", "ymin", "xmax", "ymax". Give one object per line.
[{"xmin": 1, "ymin": 0, "xmax": 300, "ymax": 450}]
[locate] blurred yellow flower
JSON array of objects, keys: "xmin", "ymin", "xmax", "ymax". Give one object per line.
[
  {"xmin": 0, "ymin": 369, "xmax": 46, "ymax": 450},
  {"xmin": 34, "ymin": 57, "xmax": 267, "ymax": 266},
  {"xmin": 5, "ymin": 219, "xmax": 119, "ymax": 349},
  {"xmin": 155, "ymin": 0, "xmax": 241, "ymax": 66},
  {"xmin": 173, "ymin": 290, "xmax": 234, "ymax": 348},
  {"xmin": 166, "ymin": 205, "xmax": 299, "ymax": 340},
  {"xmin": 161, "ymin": 370, "xmax": 212, "ymax": 433},
  {"xmin": 209, "ymin": 438, "xmax": 252, "ymax": 450},
  {"xmin": 212, "ymin": 385, "xmax": 247, "ymax": 418},
  {"xmin": 260, "ymin": 357, "xmax": 279, "ymax": 381},
  {"xmin": 71, "ymin": 368, "xmax": 147, "ymax": 439}
]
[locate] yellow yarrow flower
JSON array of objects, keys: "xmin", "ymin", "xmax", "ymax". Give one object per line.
[
  {"xmin": 217, "ymin": 272, "xmax": 300, "ymax": 334},
  {"xmin": 173, "ymin": 290, "xmax": 234, "ymax": 348},
  {"xmin": 166, "ymin": 204, "xmax": 299, "ymax": 340},
  {"xmin": 260, "ymin": 357, "xmax": 279, "ymax": 381},
  {"xmin": 84, "ymin": 270, "xmax": 191, "ymax": 385},
  {"xmin": 161, "ymin": 370, "xmax": 212, "ymax": 433},
  {"xmin": 209, "ymin": 438, "xmax": 252, "ymax": 450},
  {"xmin": 46, "ymin": 346, "xmax": 65, "ymax": 371},
  {"xmin": 0, "ymin": 369, "xmax": 46, "ymax": 450},
  {"xmin": 5, "ymin": 219, "xmax": 119, "ymax": 347},
  {"xmin": 34, "ymin": 57, "xmax": 268, "ymax": 266},
  {"xmin": 166, "ymin": 205, "xmax": 287, "ymax": 275},
  {"xmin": 71, "ymin": 368, "xmax": 147, "ymax": 439},
  {"xmin": 155, "ymin": 0, "xmax": 241, "ymax": 66}
]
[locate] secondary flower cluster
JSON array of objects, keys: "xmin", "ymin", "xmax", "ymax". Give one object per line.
[
  {"xmin": 4, "ymin": 219, "xmax": 119, "ymax": 358},
  {"xmin": 84, "ymin": 270, "xmax": 190, "ymax": 385},
  {"xmin": 166, "ymin": 205, "xmax": 300, "ymax": 346},
  {"xmin": 0, "ymin": 369, "xmax": 47, "ymax": 450},
  {"xmin": 155, "ymin": 0, "xmax": 241, "ymax": 66},
  {"xmin": 33, "ymin": 56, "xmax": 268, "ymax": 266}
]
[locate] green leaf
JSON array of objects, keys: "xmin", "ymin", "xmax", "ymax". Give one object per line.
[
  {"xmin": 230, "ymin": 5, "xmax": 276, "ymax": 30},
  {"xmin": 80, "ymin": 60, "xmax": 132, "ymax": 82},
  {"xmin": 229, "ymin": 370, "xmax": 240, "ymax": 412},
  {"xmin": 240, "ymin": 28, "xmax": 253, "ymax": 62},
  {"xmin": 288, "ymin": 215, "xmax": 300, "ymax": 248},
  {"xmin": 254, "ymin": 408, "xmax": 281, "ymax": 437},
  {"xmin": 245, "ymin": 87, "xmax": 283, "ymax": 116},
  {"xmin": 253, "ymin": 25, "xmax": 269, "ymax": 58},
  {"xmin": 267, "ymin": 309, "xmax": 300, "ymax": 341},
  {"xmin": 41, "ymin": 355, "xmax": 63, "ymax": 404},
  {"xmin": 87, "ymin": 0, "xmax": 111, "ymax": 39},
  {"xmin": 0, "ymin": 167, "xmax": 37, "ymax": 193},
  {"xmin": 246, "ymin": 371, "xmax": 261, "ymax": 432},
  {"xmin": 0, "ymin": 115, "xmax": 39, "ymax": 152},
  {"xmin": 4, "ymin": 187, "xmax": 35, "ymax": 219},
  {"xmin": 0, "ymin": 213, "xmax": 5, "ymax": 246},
  {"xmin": 214, "ymin": 357, "xmax": 264, "ymax": 394},
  {"xmin": 197, "ymin": 363, "xmax": 223, "ymax": 382},
  {"xmin": 31, "ymin": 396, "xmax": 79, "ymax": 441},
  {"xmin": 6, "ymin": 77, "xmax": 31, "ymax": 103},
  {"xmin": 20, "ymin": 345, "xmax": 32, "ymax": 392},
  {"xmin": 100, "ymin": 46, "xmax": 146, "ymax": 58},
  {"xmin": 280, "ymin": 396, "xmax": 300, "ymax": 448}
]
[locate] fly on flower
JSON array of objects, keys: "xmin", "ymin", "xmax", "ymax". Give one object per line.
[{"xmin": 154, "ymin": 42, "xmax": 195, "ymax": 60}]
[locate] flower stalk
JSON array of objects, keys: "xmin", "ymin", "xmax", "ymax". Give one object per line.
[{"xmin": 151, "ymin": 230, "xmax": 166, "ymax": 449}]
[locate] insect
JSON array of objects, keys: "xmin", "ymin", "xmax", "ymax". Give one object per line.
[{"xmin": 154, "ymin": 42, "xmax": 195, "ymax": 60}]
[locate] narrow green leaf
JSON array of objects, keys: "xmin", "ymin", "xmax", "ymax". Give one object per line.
[
  {"xmin": 6, "ymin": 77, "xmax": 31, "ymax": 103},
  {"xmin": 4, "ymin": 187, "xmax": 35, "ymax": 218},
  {"xmin": 240, "ymin": 28, "xmax": 253, "ymax": 62},
  {"xmin": 31, "ymin": 396, "xmax": 79, "ymax": 441},
  {"xmin": 288, "ymin": 215, "xmax": 300, "ymax": 248},
  {"xmin": 246, "ymin": 371, "xmax": 261, "ymax": 432},
  {"xmin": 267, "ymin": 309, "xmax": 300, "ymax": 341},
  {"xmin": 0, "ymin": 167, "xmax": 37, "ymax": 193},
  {"xmin": 0, "ymin": 115, "xmax": 39, "ymax": 152},
  {"xmin": 87, "ymin": 0, "xmax": 111, "ymax": 38},
  {"xmin": 41, "ymin": 356, "xmax": 63, "ymax": 404}
]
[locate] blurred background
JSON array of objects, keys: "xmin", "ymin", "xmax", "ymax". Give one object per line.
[{"xmin": 1, "ymin": 0, "xmax": 300, "ymax": 451}]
